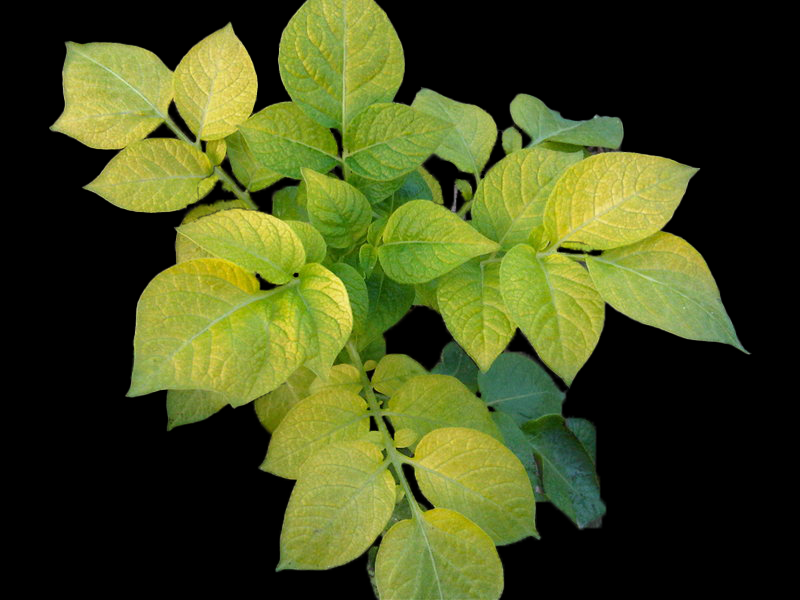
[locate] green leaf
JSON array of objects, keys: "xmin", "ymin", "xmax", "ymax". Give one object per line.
[
  {"xmin": 386, "ymin": 375, "xmax": 500, "ymax": 443},
  {"xmin": 309, "ymin": 363, "xmax": 363, "ymax": 395},
  {"xmin": 278, "ymin": 441, "xmax": 395, "ymax": 570},
  {"xmin": 522, "ymin": 415, "xmax": 605, "ymax": 528},
  {"xmin": 52, "ymin": 42, "xmax": 173, "ymax": 149},
  {"xmin": 371, "ymin": 354, "xmax": 427, "ymax": 397},
  {"xmin": 544, "ymin": 152, "xmax": 699, "ymax": 251},
  {"xmin": 285, "ymin": 220, "xmax": 327, "ymax": 264},
  {"xmin": 431, "ymin": 341, "xmax": 479, "ymax": 393},
  {"xmin": 566, "ymin": 417, "xmax": 597, "ymax": 464},
  {"xmin": 455, "ymin": 179, "xmax": 473, "ymax": 202},
  {"xmin": 174, "ymin": 24, "xmax": 257, "ymax": 140},
  {"xmin": 272, "ymin": 185, "xmax": 307, "ymax": 221},
  {"xmin": 128, "ymin": 260, "xmax": 351, "ymax": 400},
  {"xmin": 254, "ymin": 367, "xmax": 315, "ymax": 433},
  {"xmin": 302, "ymin": 169, "xmax": 372, "ymax": 249},
  {"xmin": 166, "ymin": 389, "xmax": 231, "ymax": 431},
  {"xmin": 85, "ymin": 139, "xmax": 213, "ymax": 212},
  {"xmin": 374, "ymin": 168, "xmax": 442, "ymax": 218},
  {"xmin": 586, "ymin": 232, "xmax": 745, "ymax": 350},
  {"xmin": 329, "ymin": 262, "xmax": 369, "ymax": 336},
  {"xmin": 491, "ymin": 411, "xmax": 545, "ymax": 500},
  {"xmin": 510, "ymin": 94, "xmax": 623, "ymax": 148},
  {"xmin": 344, "ymin": 103, "xmax": 452, "ymax": 181},
  {"xmin": 477, "ymin": 352, "xmax": 565, "ymax": 425},
  {"xmin": 262, "ymin": 389, "xmax": 370, "ymax": 479},
  {"xmin": 411, "ymin": 427, "xmax": 537, "ymax": 544},
  {"xmin": 237, "ymin": 103, "xmax": 340, "ymax": 179},
  {"xmin": 175, "ymin": 199, "xmax": 251, "ymax": 263},
  {"xmin": 278, "ymin": 0, "xmax": 404, "ymax": 129},
  {"xmin": 472, "ymin": 146, "xmax": 582, "ymax": 249},
  {"xmin": 225, "ymin": 131, "xmax": 282, "ymax": 192},
  {"xmin": 437, "ymin": 260, "xmax": 514, "ymax": 372},
  {"xmin": 413, "ymin": 278, "xmax": 440, "ymax": 312},
  {"xmin": 348, "ymin": 173, "xmax": 407, "ymax": 205},
  {"xmin": 359, "ymin": 264, "xmax": 415, "ymax": 348},
  {"xmin": 379, "ymin": 201, "xmax": 500, "ymax": 284},
  {"xmin": 176, "ymin": 209, "xmax": 306, "ymax": 284},
  {"xmin": 500, "ymin": 246, "xmax": 605, "ymax": 385},
  {"xmin": 411, "ymin": 88, "xmax": 497, "ymax": 177},
  {"xmin": 206, "ymin": 139, "xmax": 227, "ymax": 165},
  {"xmin": 502, "ymin": 127, "xmax": 522, "ymax": 155},
  {"xmin": 375, "ymin": 508, "xmax": 503, "ymax": 600},
  {"xmin": 359, "ymin": 244, "xmax": 379, "ymax": 277}
]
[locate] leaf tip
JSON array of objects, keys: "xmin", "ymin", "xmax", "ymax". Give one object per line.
[{"xmin": 275, "ymin": 558, "xmax": 294, "ymax": 572}]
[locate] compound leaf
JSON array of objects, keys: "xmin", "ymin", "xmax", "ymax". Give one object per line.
[
  {"xmin": 500, "ymin": 246, "xmax": 604, "ymax": 385},
  {"xmin": 375, "ymin": 508, "xmax": 503, "ymax": 600},
  {"xmin": 279, "ymin": 0, "xmax": 404, "ymax": 129},
  {"xmin": 412, "ymin": 427, "xmax": 537, "ymax": 544},
  {"xmin": 174, "ymin": 24, "xmax": 257, "ymax": 141},
  {"xmin": 52, "ymin": 42, "xmax": 173, "ymax": 149},
  {"xmin": 303, "ymin": 169, "xmax": 372, "ymax": 248},
  {"xmin": 379, "ymin": 201, "xmax": 500, "ymax": 284},
  {"xmin": 544, "ymin": 152, "xmax": 698, "ymax": 251},
  {"xmin": 278, "ymin": 441, "xmax": 395, "ymax": 571},
  {"xmin": 85, "ymin": 138, "xmax": 213, "ymax": 212},
  {"xmin": 176, "ymin": 209, "xmax": 306, "ymax": 284},
  {"xmin": 586, "ymin": 232, "xmax": 745, "ymax": 350}
]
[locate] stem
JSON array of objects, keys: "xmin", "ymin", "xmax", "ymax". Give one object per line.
[
  {"xmin": 346, "ymin": 341, "xmax": 425, "ymax": 518},
  {"xmin": 456, "ymin": 199, "xmax": 473, "ymax": 218},
  {"xmin": 213, "ymin": 164, "xmax": 258, "ymax": 209}
]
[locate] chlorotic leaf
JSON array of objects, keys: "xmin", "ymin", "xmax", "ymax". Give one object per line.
[
  {"xmin": 437, "ymin": 260, "xmax": 514, "ymax": 372},
  {"xmin": 254, "ymin": 367, "xmax": 316, "ymax": 433},
  {"xmin": 502, "ymin": 127, "xmax": 522, "ymax": 155},
  {"xmin": 206, "ymin": 139, "xmax": 227, "ymax": 165},
  {"xmin": 375, "ymin": 508, "xmax": 503, "ymax": 600},
  {"xmin": 285, "ymin": 220, "xmax": 327, "ymax": 264},
  {"xmin": 500, "ymin": 246, "xmax": 605, "ymax": 385},
  {"xmin": 52, "ymin": 42, "xmax": 173, "ymax": 149},
  {"xmin": 477, "ymin": 352, "xmax": 565, "ymax": 424},
  {"xmin": 225, "ymin": 131, "xmax": 283, "ymax": 192},
  {"xmin": 455, "ymin": 179, "xmax": 473, "ymax": 202},
  {"xmin": 176, "ymin": 209, "xmax": 306, "ymax": 284},
  {"xmin": 166, "ymin": 389, "xmax": 231, "ymax": 431},
  {"xmin": 237, "ymin": 103, "xmax": 340, "ymax": 179},
  {"xmin": 393, "ymin": 428, "xmax": 418, "ymax": 448},
  {"xmin": 175, "ymin": 199, "xmax": 251, "ymax": 263},
  {"xmin": 412, "ymin": 427, "xmax": 537, "ymax": 544},
  {"xmin": 386, "ymin": 375, "xmax": 500, "ymax": 443},
  {"xmin": 431, "ymin": 341, "xmax": 479, "ymax": 392},
  {"xmin": 411, "ymin": 88, "xmax": 497, "ymax": 177},
  {"xmin": 359, "ymin": 264, "xmax": 415, "ymax": 348},
  {"xmin": 174, "ymin": 24, "xmax": 257, "ymax": 140},
  {"xmin": 328, "ymin": 262, "xmax": 369, "ymax": 335},
  {"xmin": 586, "ymin": 232, "xmax": 745, "ymax": 350},
  {"xmin": 344, "ymin": 103, "xmax": 452, "ymax": 181},
  {"xmin": 472, "ymin": 146, "xmax": 582, "ymax": 249},
  {"xmin": 262, "ymin": 389, "xmax": 370, "ymax": 479},
  {"xmin": 303, "ymin": 169, "xmax": 372, "ymax": 248},
  {"xmin": 545, "ymin": 152, "xmax": 699, "ymax": 251},
  {"xmin": 371, "ymin": 354, "xmax": 427, "ymax": 397},
  {"xmin": 279, "ymin": 0, "xmax": 404, "ymax": 129},
  {"xmin": 522, "ymin": 415, "xmax": 605, "ymax": 528},
  {"xmin": 85, "ymin": 139, "xmax": 213, "ymax": 212},
  {"xmin": 379, "ymin": 200, "xmax": 500, "ymax": 284},
  {"xmin": 349, "ymin": 173, "xmax": 408, "ymax": 205},
  {"xmin": 278, "ymin": 441, "xmax": 395, "ymax": 570},
  {"xmin": 510, "ymin": 94, "xmax": 623, "ymax": 148},
  {"xmin": 309, "ymin": 363, "xmax": 362, "ymax": 395}
]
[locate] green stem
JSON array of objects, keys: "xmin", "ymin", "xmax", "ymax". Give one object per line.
[
  {"xmin": 213, "ymin": 165, "xmax": 258, "ymax": 210},
  {"xmin": 346, "ymin": 341, "xmax": 425, "ymax": 519},
  {"xmin": 456, "ymin": 199, "xmax": 473, "ymax": 218}
]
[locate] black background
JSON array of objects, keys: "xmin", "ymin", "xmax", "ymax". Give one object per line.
[{"xmin": 40, "ymin": 2, "xmax": 766, "ymax": 596}]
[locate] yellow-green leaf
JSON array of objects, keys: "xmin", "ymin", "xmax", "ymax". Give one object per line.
[
  {"xmin": 412, "ymin": 427, "xmax": 537, "ymax": 544},
  {"xmin": 85, "ymin": 138, "xmax": 213, "ymax": 212},
  {"xmin": 128, "ymin": 260, "xmax": 351, "ymax": 400},
  {"xmin": 174, "ymin": 24, "xmax": 257, "ymax": 141},
  {"xmin": 237, "ymin": 103, "xmax": 340, "ymax": 179},
  {"xmin": 278, "ymin": 0, "xmax": 404, "ymax": 129},
  {"xmin": 375, "ymin": 508, "xmax": 503, "ymax": 600},
  {"xmin": 254, "ymin": 367, "xmax": 316, "ymax": 433},
  {"xmin": 500, "ymin": 246, "xmax": 605, "ymax": 385},
  {"xmin": 206, "ymin": 139, "xmax": 227, "ymax": 165},
  {"xmin": 386, "ymin": 374, "xmax": 500, "ymax": 443},
  {"xmin": 511, "ymin": 94, "xmax": 623, "ymax": 148},
  {"xmin": 278, "ymin": 441, "xmax": 394, "ymax": 570},
  {"xmin": 411, "ymin": 88, "xmax": 497, "ymax": 177},
  {"xmin": 437, "ymin": 260, "xmax": 514, "ymax": 372},
  {"xmin": 177, "ymin": 209, "xmax": 306, "ymax": 284},
  {"xmin": 175, "ymin": 199, "xmax": 251, "ymax": 263},
  {"xmin": 262, "ymin": 389, "xmax": 370, "ymax": 479},
  {"xmin": 371, "ymin": 354, "xmax": 427, "ymax": 397},
  {"xmin": 225, "ymin": 131, "xmax": 282, "ymax": 192},
  {"xmin": 502, "ymin": 127, "xmax": 522, "ymax": 155},
  {"xmin": 379, "ymin": 201, "xmax": 500, "ymax": 284},
  {"xmin": 472, "ymin": 146, "xmax": 582, "ymax": 249},
  {"xmin": 393, "ymin": 428, "xmax": 418, "ymax": 448},
  {"xmin": 285, "ymin": 220, "xmax": 327, "ymax": 264},
  {"xmin": 359, "ymin": 265, "xmax": 415, "ymax": 348},
  {"xmin": 309, "ymin": 363, "xmax": 362, "ymax": 395},
  {"xmin": 344, "ymin": 103, "xmax": 452, "ymax": 181},
  {"xmin": 586, "ymin": 232, "xmax": 745, "ymax": 351},
  {"xmin": 52, "ymin": 42, "xmax": 173, "ymax": 149},
  {"xmin": 329, "ymin": 262, "xmax": 369, "ymax": 335},
  {"xmin": 166, "ymin": 389, "xmax": 231, "ymax": 431},
  {"xmin": 544, "ymin": 152, "xmax": 698, "ymax": 251},
  {"xmin": 302, "ymin": 169, "xmax": 372, "ymax": 248}
]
